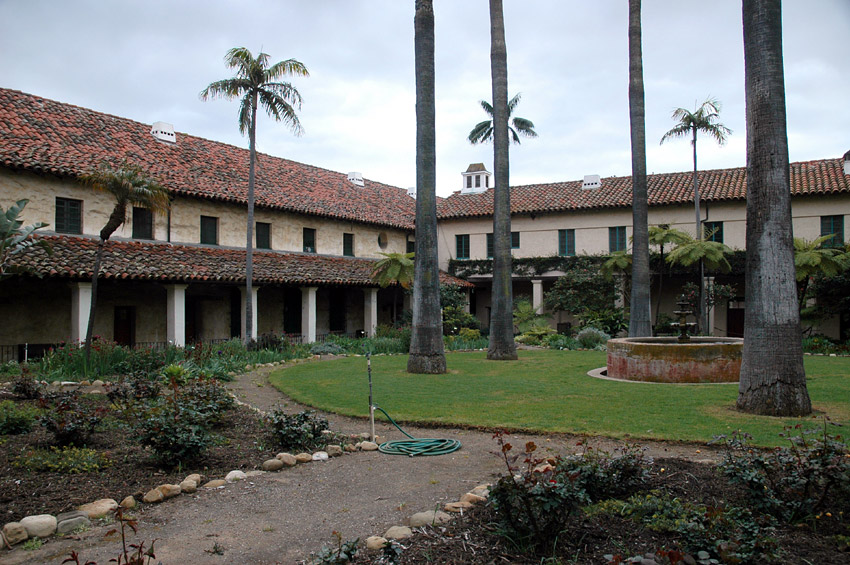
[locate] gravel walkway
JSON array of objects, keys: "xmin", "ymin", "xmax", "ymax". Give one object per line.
[{"xmin": 7, "ymin": 357, "xmax": 721, "ymax": 565}]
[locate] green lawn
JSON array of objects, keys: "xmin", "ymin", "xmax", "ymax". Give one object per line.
[{"xmin": 269, "ymin": 350, "xmax": 850, "ymax": 446}]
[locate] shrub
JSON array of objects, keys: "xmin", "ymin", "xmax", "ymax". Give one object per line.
[
  {"xmin": 310, "ymin": 342, "xmax": 345, "ymax": 356},
  {"xmin": 544, "ymin": 333, "xmax": 578, "ymax": 350},
  {"xmin": 13, "ymin": 445, "xmax": 112, "ymax": 474},
  {"xmin": 39, "ymin": 391, "xmax": 107, "ymax": 446},
  {"xmin": 134, "ymin": 402, "xmax": 213, "ymax": 465},
  {"xmin": 718, "ymin": 423, "xmax": 850, "ymax": 523},
  {"xmin": 592, "ymin": 492, "xmax": 779, "ymax": 563},
  {"xmin": 577, "ymin": 308, "xmax": 627, "ymax": 336},
  {"xmin": 576, "ymin": 326, "xmax": 610, "ymax": 349},
  {"xmin": 105, "ymin": 374, "xmax": 161, "ymax": 408},
  {"xmin": 180, "ymin": 377, "xmax": 235, "ymax": 425},
  {"xmin": 488, "ymin": 435, "xmax": 651, "ymax": 552},
  {"xmin": 11, "ymin": 372, "xmax": 43, "ymax": 399},
  {"xmin": 267, "ymin": 409, "xmax": 330, "ymax": 452},
  {"xmin": 0, "ymin": 399, "xmax": 39, "ymax": 434},
  {"xmin": 442, "ymin": 306, "xmax": 480, "ymax": 336},
  {"xmin": 458, "ymin": 327, "xmax": 481, "ymax": 340},
  {"xmin": 311, "ymin": 532, "xmax": 359, "ymax": 564},
  {"xmin": 0, "ymin": 360, "xmax": 22, "ymax": 377}
]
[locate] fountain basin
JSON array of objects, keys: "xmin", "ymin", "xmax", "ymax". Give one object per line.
[{"xmin": 606, "ymin": 337, "xmax": 743, "ymax": 383}]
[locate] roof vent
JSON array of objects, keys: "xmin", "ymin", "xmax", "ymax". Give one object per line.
[
  {"xmin": 581, "ymin": 174, "xmax": 601, "ymax": 190},
  {"xmin": 407, "ymin": 186, "xmax": 416, "ymax": 198},
  {"xmin": 347, "ymin": 172, "xmax": 364, "ymax": 187},
  {"xmin": 150, "ymin": 121, "xmax": 176, "ymax": 144},
  {"xmin": 844, "ymin": 150, "xmax": 850, "ymax": 175}
]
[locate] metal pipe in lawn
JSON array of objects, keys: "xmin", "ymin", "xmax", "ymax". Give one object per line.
[{"xmin": 367, "ymin": 352, "xmax": 375, "ymax": 442}]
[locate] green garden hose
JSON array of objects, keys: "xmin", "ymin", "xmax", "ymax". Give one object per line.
[{"xmin": 372, "ymin": 405, "xmax": 462, "ymax": 457}]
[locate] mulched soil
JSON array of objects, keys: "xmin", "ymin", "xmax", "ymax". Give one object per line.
[
  {"xmin": 352, "ymin": 458, "xmax": 850, "ymax": 564},
  {"xmin": 0, "ymin": 390, "xmax": 270, "ymax": 521}
]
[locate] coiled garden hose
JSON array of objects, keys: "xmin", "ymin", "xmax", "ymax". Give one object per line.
[{"xmin": 372, "ymin": 405, "xmax": 462, "ymax": 457}]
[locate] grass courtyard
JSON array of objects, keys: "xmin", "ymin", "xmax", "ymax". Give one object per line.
[{"xmin": 270, "ymin": 349, "xmax": 850, "ymax": 447}]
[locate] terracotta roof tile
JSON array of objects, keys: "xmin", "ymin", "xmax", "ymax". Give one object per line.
[
  {"xmin": 438, "ymin": 159, "xmax": 849, "ymax": 219},
  {"xmin": 0, "ymin": 88, "xmax": 416, "ymax": 230},
  {"xmin": 14, "ymin": 235, "xmax": 472, "ymax": 288}
]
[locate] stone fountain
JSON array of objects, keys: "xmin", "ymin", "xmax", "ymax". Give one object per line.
[{"xmin": 605, "ymin": 297, "xmax": 743, "ymax": 383}]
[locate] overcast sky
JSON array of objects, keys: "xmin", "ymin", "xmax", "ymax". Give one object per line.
[{"xmin": 1, "ymin": 1, "xmax": 848, "ymax": 196}]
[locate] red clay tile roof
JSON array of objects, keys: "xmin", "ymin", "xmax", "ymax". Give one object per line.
[
  {"xmin": 0, "ymin": 88, "xmax": 416, "ymax": 230},
  {"xmin": 438, "ymin": 159, "xmax": 850, "ymax": 219},
  {"xmin": 14, "ymin": 235, "xmax": 472, "ymax": 288}
]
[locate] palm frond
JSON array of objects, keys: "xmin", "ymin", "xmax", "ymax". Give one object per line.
[
  {"xmin": 468, "ymin": 121, "xmax": 493, "ymax": 145},
  {"xmin": 266, "ymin": 59, "xmax": 310, "ymax": 81},
  {"xmin": 258, "ymin": 89, "xmax": 304, "ymax": 136},
  {"xmin": 511, "ymin": 117, "xmax": 537, "ymax": 137},
  {"xmin": 507, "ymin": 93, "xmax": 522, "ymax": 113},
  {"xmin": 478, "ymin": 100, "xmax": 494, "ymax": 117},
  {"xmin": 199, "ymin": 78, "xmax": 250, "ymax": 101},
  {"xmin": 660, "ymin": 122, "xmax": 692, "ymax": 144}
]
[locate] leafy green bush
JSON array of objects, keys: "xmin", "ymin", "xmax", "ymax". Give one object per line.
[
  {"xmin": 39, "ymin": 391, "xmax": 107, "ymax": 446},
  {"xmin": 311, "ymin": 532, "xmax": 359, "ymax": 564},
  {"xmin": 0, "ymin": 360, "xmax": 22, "ymax": 377},
  {"xmin": 488, "ymin": 435, "xmax": 651, "ymax": 552},
  {"xmin": 591, "ymin": 492, "xmax": 779, "ymax": 563},
  {"xmin": 267, "ymin": 409, "xmax": 330, "ymax": 452},
  {"xmin": 180, "ymin": 377, "xmax": 235, "ymax": 425},
  {"xmin": 576, "ymin": 326, "xmax": 610, "ymax": 349},
  {"xmin": 134, "ymin": 402, "xmax": 213, "ymax": 465},
  {"xmin": 577, "ymin": 308, "xmax": 627, "ymax": 337},
  {"xmin": 310, "ymin": 342, "xmax": 345, "ymax": 356},
  {"xmin": 105, "ymin": 374, "xmax": 161, "ymax": 408},
  {"xmin": 718, "ymin": 424, "xmax": 850, "ymax": 523},
  {"xmin": 544, "ymin": 333, "xmax": 578, "ymax": 350},
  {"xmin": 442, "ymin": 306, "xmax": 480, "ymax": 336},
  {"xmin": 0, "ymin": 400, "xmax": 39, "ymax": 434},
  {"xmin": 13, "ymin": 445, "xmax": 112, "ymax": 474},
  {"xmin": 11, "ymin": 372, "xmax": 43, "ymax": 399}
]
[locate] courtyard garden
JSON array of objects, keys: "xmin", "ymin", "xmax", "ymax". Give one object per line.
[{"xmin": 0, "ymin": 343, "xmax": 848, "ymax": 563}]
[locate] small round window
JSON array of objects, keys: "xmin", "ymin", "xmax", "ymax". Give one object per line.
[{"xmin": 377, "ymin": 232, "xmax": 389, "ymax": 249}]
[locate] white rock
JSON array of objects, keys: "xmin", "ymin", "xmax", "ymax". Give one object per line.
[
  {"xmin": 360, "ymin": 441, "xmax": 379, "ymax": 451},
  {"xmin": 2, "ymin": 522, "xmax": 28, "ymax": 545},
  {"xmin": 409, "ymin": 510, "xmax": 452, "ymax": 527},
  {"xmin": 77, "ymin": 498, "xmax": 118, "ymax": 519},
  {"xmin": 157, "ymin": 484, "xmax": 182, "ymax": 499},
  {"xmin": 365, "ymin": 535, "xmax": 388, "ymax": 550},
  {"xmin": 91, "ymin": 380, "xmax": 104, "ymax": 387},
  {"xmin": 20, "ymin": 514, "xmax": 57, "ymax": 538},
  {"xmin": 262, "ymin": 458, "xmax": 284, "ymax": 471},
  {"xmin": 384, "ymin": 525, "xmax": 412, "ymax": 540},
  {"xmin": 326, "ymin": 445, "xmax": 343, "ymax": 457},
  {"xmin": 225, "ymin": 470, "xmax": 247, "ymax": 483},
  {"xmin": 312, "ymin": 451, "xmax": 329, "ymax": 461}
]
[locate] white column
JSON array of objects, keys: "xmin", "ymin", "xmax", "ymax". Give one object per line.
[
  {"xmin": 705, "ymin": 276, "xmax": 716, "ymax": 336},
  {"xmin": 301, "ymin": 286, "xmax": 318, "ymax": 343},
  {"xmin": 531, "ymin": 279, "xmax": 544, "ymax": 314},
  {"xmin": 463, "ymin": 289, "xmax": 471, "ymax": 313},
  {"xmin": 240, "ymin": 286, "xmax": 259, "ymax": 341},
  {"xmin": 166, "ymin": 284, "xmax": 187, "ymax": 347},
  {"xmin": 70, "ymin": 282, "xmax": 92, "ymax": 344},
  {"xmin": 363, "ymin": 288, "xmax": 378, "ymax": 337}
]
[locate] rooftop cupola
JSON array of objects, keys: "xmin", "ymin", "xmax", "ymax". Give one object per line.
[{"xmin": 461, "ymin": 163, "xmax": 491, "ymax": 194}]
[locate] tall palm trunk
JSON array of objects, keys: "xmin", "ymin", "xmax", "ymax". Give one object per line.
[
  {"xmin": 408, "ymin": 0, "xmax": 446, "ymax": 374},
  {"xmin": 738, "ymin": 0, "xmax": 811, "ymax": 416},
  {"xmin": 84, "ymin": 204, "xmax": 126, "ymax": 360},
  {"xmin": 487, "ymin": 0, "xmax": 517, "ymax": 361},
  {"xmin": 245, "ymin": 92, "xmax": 257, "ymax": 345},
  {"xmin": 628, "ymin": 0, "xmax": 651, "ymax": 337},
  {"xmin": 691, "ymin": 128, "xmax": 708, "ymax": 333}
]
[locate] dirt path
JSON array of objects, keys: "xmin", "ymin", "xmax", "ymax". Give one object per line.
[{"xmin": 7, "ymin": 358, "xmax": 721, "ymax": 565}]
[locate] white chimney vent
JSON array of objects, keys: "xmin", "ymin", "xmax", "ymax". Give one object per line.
[
  {"xmin": 407, "ymin": 186, "xmax": 416, "ymax": 198},
  {"xmin": 581, "ymin": 174, "xmax": 602, "ymax": 190},
  {"xmin": 150, "ymin": 121, "xmax": 176, "ymax": 144},
  {"xmin": 347, "ymin": 171, "xmax": 364, "ymax": 187},
  {"xmin": 844, "ymin": 150, "xmax": 850, "ymax": 175}
]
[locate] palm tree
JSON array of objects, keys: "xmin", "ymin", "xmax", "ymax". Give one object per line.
[
  {"xmin": 200, "ymin": 47, "xmax": 309, "ymax": 345},
  {"xmin": 0, "ymin": 199, "xmax": 51, "ymax": 280},
  {"xmin": 628, "ymin": 0, "xmax": 651, "ymax": 337},
  {"xmin": 660, "ymin": 97, "xmax": 731, "ymax": 332},
  {"xmin": 486, "ymin": 0, "xmax": 517, "ymax": 361},
  {"xmin": 648, "ymin": 224, "xmax": 691, "ymax": 327},
  {"xmin": 408, "ymin": 0, "xmax": 446, "ymax": 374},
  {"xmin": 738, "ymin": 0, "xmax": 811, "ymax": 416},
  {"xmin": 468, "ymin": 93, "xmax": 537, "ymax": 145},
  {"xmin": 79, "ymin": 161, "xmax": 170, "ymax": 358},
  {"xmin": 794, "ymin": 235, "xmax": 850, "ymax": 315},
  {"xmin": 371, "ymin": 251, "xmax": 414, "ymax": 326}
]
